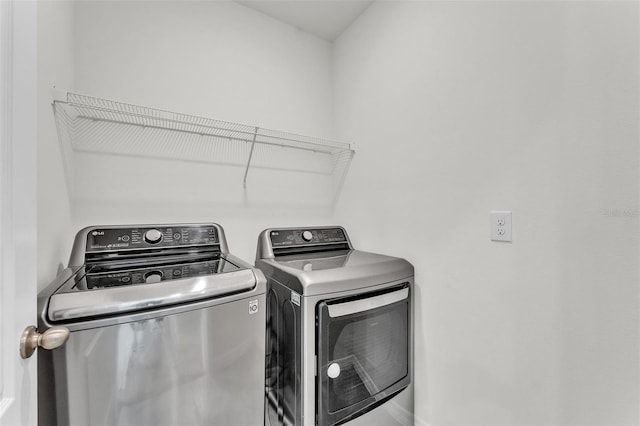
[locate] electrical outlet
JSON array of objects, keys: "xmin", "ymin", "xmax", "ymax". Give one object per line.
[{"xmin": 490, "ymin": 211, "xmax": 512, "ymax": 242}]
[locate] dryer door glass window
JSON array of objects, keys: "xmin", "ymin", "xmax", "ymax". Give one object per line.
[{"xmin": 316, "ymin": 284, "xmax": 410, "ymax": 426}]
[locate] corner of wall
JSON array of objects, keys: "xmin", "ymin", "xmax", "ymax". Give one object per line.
[{"xmin": 36, "ymin": 0, "xmax": 76, "ymax": 289}]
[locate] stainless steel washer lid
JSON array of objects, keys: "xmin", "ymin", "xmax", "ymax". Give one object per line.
[
  {"xmin": 40, "ymin": 223, "xmax": 266, "ymax": 324},
  {"xmin": 47, "ymin": 268, "xmax": 259, "ymax": 322}
]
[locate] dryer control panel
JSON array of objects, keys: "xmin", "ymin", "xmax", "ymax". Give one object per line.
[{"xmin": 270, "ymin": 228, "xmax": 347, "ymax": 247}]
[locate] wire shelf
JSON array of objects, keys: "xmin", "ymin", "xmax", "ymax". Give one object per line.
[{"xmin": 52, "ymin": 91, "xmax": 354, "ymax": 207}]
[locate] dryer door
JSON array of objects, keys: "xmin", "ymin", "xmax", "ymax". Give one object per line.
[{"xmin": 316, "ymin": 284, "xmax": 410, "ymax": 426}]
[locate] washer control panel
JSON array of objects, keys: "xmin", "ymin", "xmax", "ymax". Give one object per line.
[
  {"xmin": 270, "ymin": 228, "xmax": 347, "ymax": 247},
  {"xmin": 86, "ymin": 226, "xmax": 218, "ymax": 252}
]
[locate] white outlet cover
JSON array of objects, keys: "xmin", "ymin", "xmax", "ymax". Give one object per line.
[{"xmin": 490, "ymin": 211, "xmax": 512, "ymax": 242}]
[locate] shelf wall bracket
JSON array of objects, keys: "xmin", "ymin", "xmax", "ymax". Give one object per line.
[
  {"xmin": 50, "ymin": 86, "xmax": 67, "ymax": 105},
  {"xmin": 242, "ymin": 126, "xmax": 259, "ymax": 189}
]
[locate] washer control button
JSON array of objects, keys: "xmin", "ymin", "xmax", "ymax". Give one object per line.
[
  {"xmin": 302, "ymin": 230, "xmax": 313, "ymax": 242},
  {"xmin": 144, "ymin": 271, "xmax": 163, "ymax": 284},
  {"xmin": 144, "ymin": 229, "xmax": 163, "ymax": 244}
]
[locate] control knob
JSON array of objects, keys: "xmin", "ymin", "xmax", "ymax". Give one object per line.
[
  {"xmin": 302, "ymin": 230, "xmax": 313, "ymax": 242},
  {"xmin": 144, "ymin": 271, "xmax": 163, "ymax": 284},
  {"xmin": 144, "ymin": 229, "xmax": 163, "ymax": 244}
]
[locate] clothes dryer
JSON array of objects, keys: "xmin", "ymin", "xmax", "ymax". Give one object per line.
[{"xmin": 256, "ymin": 226, "xmax": 414, "ymax": 426}]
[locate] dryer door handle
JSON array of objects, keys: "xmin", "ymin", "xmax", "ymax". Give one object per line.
[{"xmin": 327, "ymin": 287, "xmax": 409, "ymax": 318}]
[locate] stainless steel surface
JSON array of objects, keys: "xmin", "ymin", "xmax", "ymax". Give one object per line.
[
  {"xmin": 327, "ymin": 287, "xmax": 409, "ymax": 318},
  {"xmin": 47, "ymin": 268, "xmax": 258, "ymax": 321},
  {"xmin": 257, "ymin": 251, "xmax": 413, "ymax": 296},
  {"xmin": 20, "ymin": 325, "xmax": 70, "ymax": 359},
  {"xmin": 44, "ymin": 295, "xmax": 266, "ymax": 426},
  {"xmin": 39, "ymin": 223, "xmax": 267, "ymax": 426},
  {"xmin": 345, "ymin": 385, "xmax": 414, "ymax": 426},
  {"xmin": 258, "ymin": 226, "xmax": 415, "ymax": 426},
  {"xmin": 39, "ymin": 268, "xmax": 266, "ymax": 333}
]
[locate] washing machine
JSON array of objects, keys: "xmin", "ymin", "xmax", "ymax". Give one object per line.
[
  {"xmin": 37, "ymin": 223, "xmax": 266, "ymax": 426},
  {"xmin": 255, "ymin": 226, "xmax": 414, "ymax": 426}
]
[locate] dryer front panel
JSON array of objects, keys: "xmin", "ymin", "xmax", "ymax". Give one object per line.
[{"xmin": 315, "ymin": 284, "xmax": 410, "ymax": 426}]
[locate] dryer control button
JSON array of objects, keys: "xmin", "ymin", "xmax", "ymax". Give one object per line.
[
  {"xmin": 144, "ymin": 229, "xmax": 163, "ymax": 244},
  {"xmin": 302, "ymin": 230, "xmax": 313, "ymax": 242},
  {"xmin": 327, "ymin": 363, "xmax": 341, "ymax": 379}
]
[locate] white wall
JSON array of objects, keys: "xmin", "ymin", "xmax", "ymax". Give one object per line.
[
  {"xmin": 333, "ymin": 2, "xmax": 639, "ymax": 425},
  {"xmin": 37, "ymin": 1, "xmax": 75, "ymax": 288},
  {"xmin": 37, "ymin": 0, "xmax": 337, "ymax": 285},
  {"xmin": 73, "ymin": 1, "xmax": 334, "ymax": 137}
]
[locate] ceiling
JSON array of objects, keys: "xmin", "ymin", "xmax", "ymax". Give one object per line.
[{"xmin": 236, "ymin": 1, "xmax": 373, "ymax": 42}]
